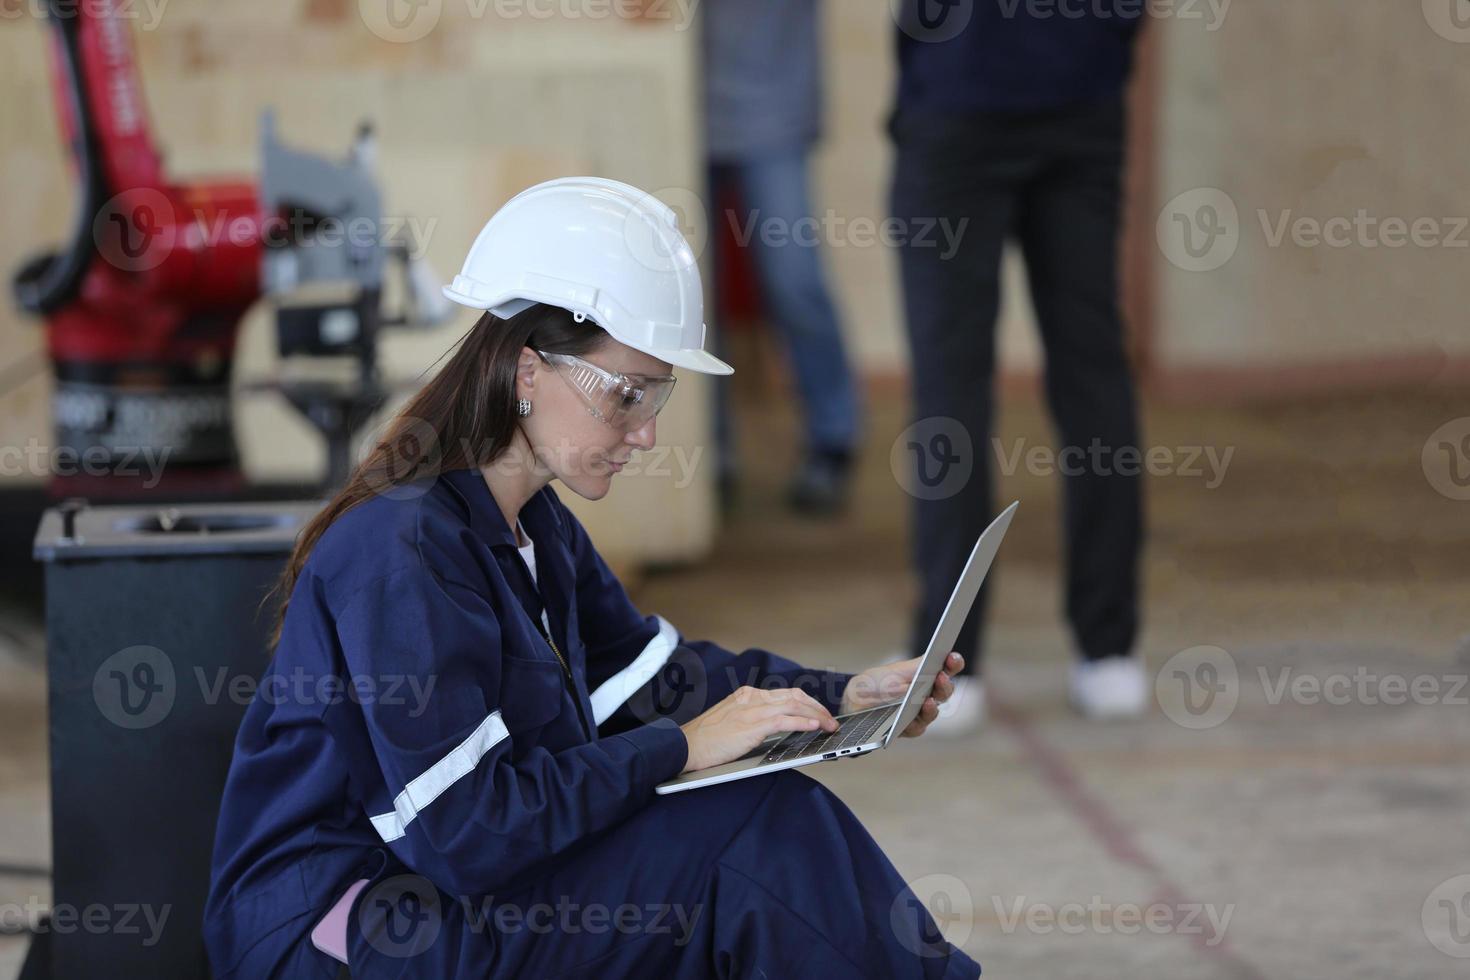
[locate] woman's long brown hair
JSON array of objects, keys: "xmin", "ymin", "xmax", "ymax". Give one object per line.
[{"xmin": 259, "ymin": 303, "xmax": 608, "ymax": 652}]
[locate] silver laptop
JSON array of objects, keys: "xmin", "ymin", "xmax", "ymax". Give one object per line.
[{"xmin": 656, "ymin": 501, "xmax": 1018, "ymax": 795}]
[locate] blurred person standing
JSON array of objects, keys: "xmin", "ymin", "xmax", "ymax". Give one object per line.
[
  {"xmin": 700, "ymin": 0, "xmax": 864, "ymax": 515},
  {"xmin": 887, "ymin": 1, "xmax": 1148, "ymax": 730}
]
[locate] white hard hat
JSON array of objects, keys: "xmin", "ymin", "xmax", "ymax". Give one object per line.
[{"xmin": 443, "ymin": 176, "xmax": 733, "ymax": 375}]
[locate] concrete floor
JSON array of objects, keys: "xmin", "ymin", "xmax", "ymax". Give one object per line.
[
  {"xmin": 1, "ymin": 384, "xmax": 1467, "ymax": 977},
  {"xmin": 634, "ymin": 384, "xmax": 1470, "ymax": 980}
]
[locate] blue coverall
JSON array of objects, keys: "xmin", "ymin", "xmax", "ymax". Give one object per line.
[{"xmin": 204, "ymin": 466, "xmax": 982, "ymax": 978}]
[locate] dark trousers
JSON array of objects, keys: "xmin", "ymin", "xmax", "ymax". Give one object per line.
[
  {"xmin": 219, "ymin": 773, "xmax": 980, "ymax": 979},
  {"xmin": 888, "ymin": 96, "xmax": 1144, "ymax": 672},
  {"xmin": 332, "ymin": 771, "xmax": 979, "ymax": 978}
]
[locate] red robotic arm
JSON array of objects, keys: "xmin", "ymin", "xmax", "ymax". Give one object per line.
[{"xmin": 15, "ymin": 0, "xmax": 264, "ymax": 491}]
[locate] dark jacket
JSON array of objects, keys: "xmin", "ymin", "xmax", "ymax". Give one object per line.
[
  {"xmin": 894, "ymin": 0, "xmax": 1146, "ymax": 114},
  {"xmin": 204, "ymin": 466, "xmax": 852, "ymax": 977}
]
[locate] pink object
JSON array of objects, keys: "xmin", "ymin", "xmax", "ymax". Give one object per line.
[{"xmin": 310, "ymin": 878, "xmax": 370, "ymax": 965}]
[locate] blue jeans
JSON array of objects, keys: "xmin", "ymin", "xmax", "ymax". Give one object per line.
[{"xmin": 707, "ymin": 152, "xmax": 862, "ymax": 469}]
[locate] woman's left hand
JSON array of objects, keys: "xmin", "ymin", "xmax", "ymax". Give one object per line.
[{"xmin": 838, "ymin": 652, "xmax": 964, "ymax": 738}]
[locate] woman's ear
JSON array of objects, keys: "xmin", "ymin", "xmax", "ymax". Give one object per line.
[{"xmin": 516, "ymin": 347, "xmax": 540, "ymax": 399}]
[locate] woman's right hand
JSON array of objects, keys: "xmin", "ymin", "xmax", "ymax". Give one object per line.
[{"xmin": 678, "ymin": 686, "xmax": 839, "ymax": 773}]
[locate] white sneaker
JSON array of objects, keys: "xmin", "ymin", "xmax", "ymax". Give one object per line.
[
  {"xmin": 922, "ymin": 675, "xmax": 986, "ymax": 737},
  {"xmin": 1069, "ymin": 656, "xmax": 1148, "ymax": 719}
]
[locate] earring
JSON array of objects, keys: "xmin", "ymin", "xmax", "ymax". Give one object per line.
[{"xmin": 516, "ymin": 397, "xmax": 532, "ymax": 417}]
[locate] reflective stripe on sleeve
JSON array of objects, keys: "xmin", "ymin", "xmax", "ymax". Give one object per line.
[
  {"xmin": 369, "ymin": 710, "xmax": 510, "ymax": 843},
  {"xmin": 588, "ymin": 615, "xmax": 678, "ymax": 726}
]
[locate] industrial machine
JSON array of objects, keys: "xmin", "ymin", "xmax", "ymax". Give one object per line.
[{"xmin": 12, "ymin": 0, "xmax": 450, "ymax": 502}]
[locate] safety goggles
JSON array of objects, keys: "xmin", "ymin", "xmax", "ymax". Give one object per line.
[{"xmin": 537, "ymin": 351, "xmax": 677, "ymax": 430}]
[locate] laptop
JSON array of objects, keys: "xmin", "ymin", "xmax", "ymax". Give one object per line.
[{"xmin": 656, "ymin": 501, "xmax": 1018, "ymax": 795}]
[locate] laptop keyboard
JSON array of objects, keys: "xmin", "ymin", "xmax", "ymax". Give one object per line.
[{"xmin": 762, "ymin": 703, "xmax": 899, "ymax": 764}]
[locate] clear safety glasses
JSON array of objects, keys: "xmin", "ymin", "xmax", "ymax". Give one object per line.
[{"xmin": 537, "ymin": 351, "xmax": 677, "ymax": 430}]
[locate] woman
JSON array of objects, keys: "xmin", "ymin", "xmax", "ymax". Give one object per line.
[{"xmin": 205, "ymin": 177, "xmax": 980, "ymax": 979}]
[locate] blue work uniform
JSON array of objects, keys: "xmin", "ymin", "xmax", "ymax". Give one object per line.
[{"xmin": 204, "ymin": 466, "xmax": 981, "ymax": 978}]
